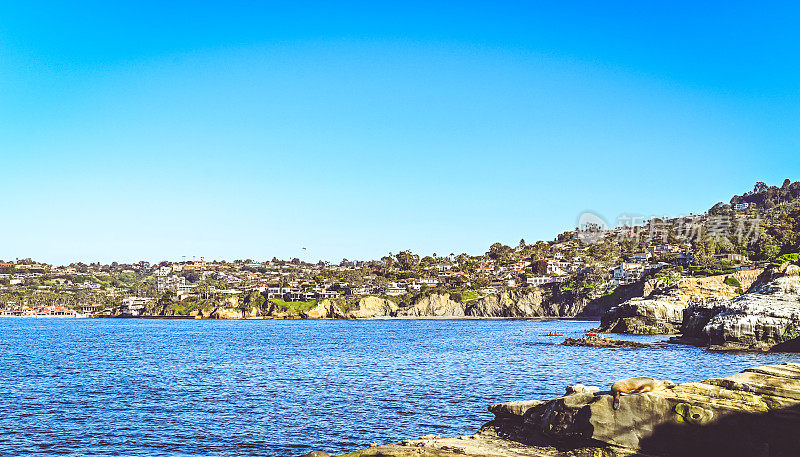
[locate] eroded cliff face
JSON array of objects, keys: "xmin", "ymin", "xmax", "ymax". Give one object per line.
[
  {"xmin": 681, "ymin": 264, "xmax": 800, "ymax": 351},
  {"xmin": 599, "ymin": 270, "xmax": 762, "ymax": 335},
  {"xmin": 181, "ymin": 285, "xmax": 620, "ymax": 320},
  {"xmin": 398, "ymin": 294, "xmax": 467, "ymax": 317},
  {"xmin": 394, "ymin": 291, "xmax": 593, "ymax": 318},
  {"xmin": 349, "ymin": 296, "xmax": 399, "ymax": 318},
  {"xmin": 301, "ymin": 299, "xmax": 347, "ymax": 319}
]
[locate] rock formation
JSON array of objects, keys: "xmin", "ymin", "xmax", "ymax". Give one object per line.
[
  {"xmin": 561, "ymin": 335, "xmax": 655, "ymax": 348},
  {"xmin": 599, "ymin": 270, "xmax": 761, "ymax": 335},
  {"xmin": 680, "ymin": 263, "xmax": 800, "ymax": 351},
  {"xmin": 469, "ymin": 290, "xmax": 586, "ymax": 318},
  {"xmin": 398, "ymin": 293, "xmax": 466, "ymax": 317},
  {"xmin": 395, "ymin": 291, "xmax": 593, "ymax": 319},
  {"xmin": 348, "ymin": 296, "xmax": 399, "ymax": 318},
  {"xmin": 334, "ymin": 363, "xmax": 800, "ymax": 457},
  {"xmin": 302, "ymin": 299, "xmax": 346, "ymax": 319},
  {"xmin": 209, "ymin": 307, "xmax": 244, "ymax": 319}
]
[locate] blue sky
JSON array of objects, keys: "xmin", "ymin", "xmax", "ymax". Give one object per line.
[{"xmin": 2, "ymin": 1, "xmax": 799, "ymax": 265}]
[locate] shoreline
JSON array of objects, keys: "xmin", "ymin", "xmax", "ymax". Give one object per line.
[
  {"xmin": 334, "ymin": 362, "xmax": 800, "ymax": 457},
  {"xmin": 0, "ymin": 315, "xmax": 603, "ymax": 321}
]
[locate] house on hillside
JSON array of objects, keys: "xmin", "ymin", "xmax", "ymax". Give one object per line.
[{"xmin": 612, "ymin": 263, "xmax": 645, "ymax": 285}]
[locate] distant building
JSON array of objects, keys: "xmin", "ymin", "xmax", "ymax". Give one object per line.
[
  {"xmin": 677, "ymin": 251, "xmax": 695, "ymax": 266},
  {"xmin": 612, "ymin": 263, "xmax": 645, "ymax": 285},
  {"xmin": 527, "ymin": 276, "xmax": 566, "ymax": 286},
  {"xmin": 715, "ymin": 253, "xmax": 747, "ymax": 263},
  {"xmin": 734, "ymin": 203, "xmax": 749, "ymax": 211},
  {"xmin": 121, "ymin": 297, "xmax": 152, "ymax": 316},
  {"xmin": 157, "ymin": 275, "xmax": 186, "ymax": 293},
  {"xmin": 386, "ymin": 283, "xmax": 406, "ymax": 296},
  {"xmin": 419, "ymin": 278, "xmax": 440, "ymax": 288},
  {"xmin": 316, "ymin": 290, "xmax": 340, "ymax": 299}
]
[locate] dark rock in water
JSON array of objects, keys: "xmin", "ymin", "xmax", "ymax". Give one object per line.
[
  {"xmin": 666, "ymin": 335, "xmax": 705, "ymax": 347},
  {"xmin": 301, "ymin": 452, "xmax": 331, "ymax": 457},
  {"xmin": 561, "ymin": 335, "xmax": 654, "ymax": 348}
]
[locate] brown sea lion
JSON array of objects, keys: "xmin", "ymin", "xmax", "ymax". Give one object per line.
[{"xmin": 611, "ymin": 376, "xmax": 675, "ymax": 410}]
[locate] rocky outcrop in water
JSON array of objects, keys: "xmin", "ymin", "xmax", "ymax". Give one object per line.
[
  {"xmin": 680, "ymin": 263, "xmax": 800, "ymax": 351},
  {"xmin": 561, "ymin": 335, "xmax": 655, "ymax": 348},
  {"xmin": 333, "ymin": 363, "xmax": 800, "ymax": 457},
  {"xmin": 599, "ymin": 297, "xmax": 686, "ymax": 334},
  {"xmin": 598, "ymin": 271, "xmax": 761, "ymax": 335}
]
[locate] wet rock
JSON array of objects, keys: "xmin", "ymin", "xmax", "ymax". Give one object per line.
[{"xmin": 561, "ymin": 336, "xmax": 655, "ymax": 348}]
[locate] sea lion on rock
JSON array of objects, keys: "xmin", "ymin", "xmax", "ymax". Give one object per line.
[{"xmin": 611, "ymin": 376, "xmax": 675, "ymax": 410}]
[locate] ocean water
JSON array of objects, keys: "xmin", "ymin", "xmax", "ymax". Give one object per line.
[{"xmin": 1, "ymin": 318, "xmax": 797, "ymax": 456}]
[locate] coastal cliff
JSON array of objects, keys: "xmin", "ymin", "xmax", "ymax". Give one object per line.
[
  {"xmin": 598, "ymin": 270, "xmax": 761, "ymax": 335},
  {"xmin": 330, "ymin": 363, "xmax": 800, "ymax": 457},
  {"xmin": 679, "ymin": 263, "xmax": 800, "ymax": 351},
  {"xmin": 396, "ymin": 291, "xmax": 587, "ymax": 318},
  {"xmin": 214, "ymin": 290, "xmax": 608, "ymax": 320}
]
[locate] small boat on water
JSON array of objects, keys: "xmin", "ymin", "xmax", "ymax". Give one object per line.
[
  {"xmin": 546, "ymin": 332, "xmax": 564, "ymax": 337},
  {"xmin": 584, "ymin": 332, "xmax": 598, "ymax": 337}
]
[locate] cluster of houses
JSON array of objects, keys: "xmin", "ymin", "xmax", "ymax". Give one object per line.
[
  {"xmin": 0, "ymin": 209, "xmax": 768, "ymax": 316},
  {"xmin": 0, "ymin": 305, "xmax": 78, "ymax": 317}
]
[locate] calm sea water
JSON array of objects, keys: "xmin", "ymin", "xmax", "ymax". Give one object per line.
[{"xmin": 1, "ymin": 318, "xmax": 798, "ymax": 456}]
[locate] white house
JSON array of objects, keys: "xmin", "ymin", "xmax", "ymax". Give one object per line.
[
  {"xmin": 527, "ymin": 276, "xmax": 566, "ymax": 286},
  {"xmin": 612, "ymin": 263, "xmax": 645, "ymax": 285}
]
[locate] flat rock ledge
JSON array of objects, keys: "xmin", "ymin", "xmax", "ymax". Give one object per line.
[
  {"xmin": 333, "ymin": 363, "xmax": 800, "ymax": 457},
  {"xmin": 561, "ymin": 335, "xmax": 655, "ymax": 348}
]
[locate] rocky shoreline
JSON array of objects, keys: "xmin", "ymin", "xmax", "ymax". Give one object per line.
[
  {"xmin": 597, "ymin": 263, "xmax": 800, "ymax": 352},
  {"xmin": 319, "ymin": 362, "xmax": 800, "ymax": 457},
  {"xmin": 132, "ymin": 290, "xmax": 609, "ymax": 321}
]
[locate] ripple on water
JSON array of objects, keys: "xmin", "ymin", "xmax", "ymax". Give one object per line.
[{"xmin": 0, "ymin": 318, "xmax": 798, "ymax": 456}]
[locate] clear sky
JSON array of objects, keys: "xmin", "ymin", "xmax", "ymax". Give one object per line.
[{"xmin": 2, "ymin": 1, "xmax": 799, "ymax": 265}]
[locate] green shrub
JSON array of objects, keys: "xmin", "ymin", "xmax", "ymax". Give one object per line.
[
  {"xmin": 771, "ymin": 253, "xmax": 800, "ymax": 267},
  {"xmin": 723, "ymin": 276, "xmax": 742, "ymax": 288}
]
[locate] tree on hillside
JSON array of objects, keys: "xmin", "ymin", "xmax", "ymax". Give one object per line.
[
  {"xmin": 395, "ymin": 250, "xmax": 420, "ymax": 272},
  {"xmin": 487, "ymin": 242, "xmax": 513, "ymax": 261}
]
